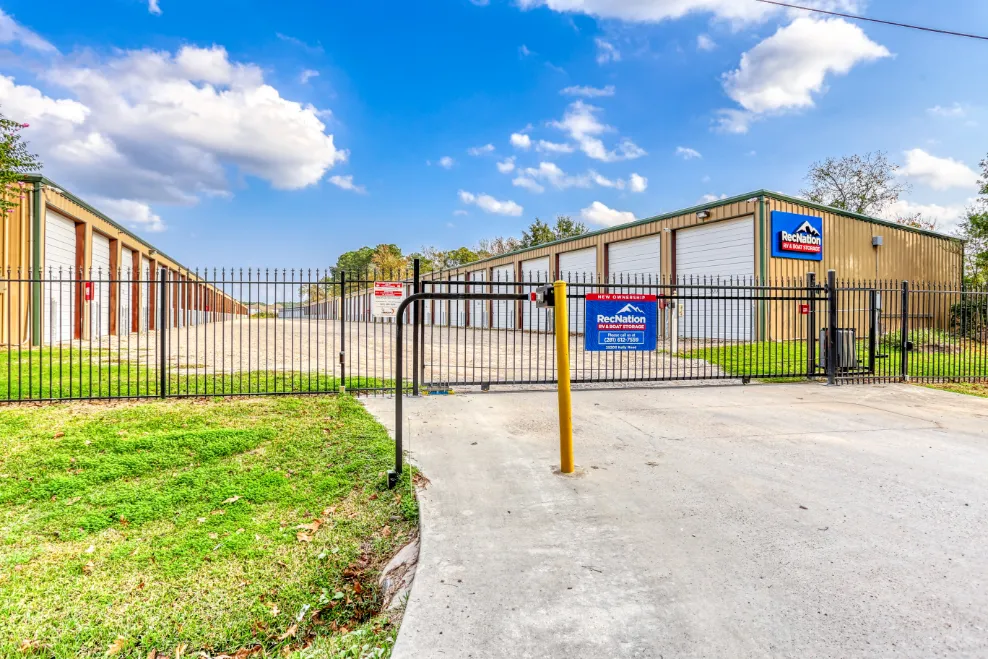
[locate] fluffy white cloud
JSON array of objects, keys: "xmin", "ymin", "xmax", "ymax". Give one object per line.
[
  {"xmin": 519, "ymin": 44, "xmax": 532, "ymax": 57},
  {"xmin": 550, "ymin": 101, "xmax": 645, "ymax": 162},
  {"xmin": 510, "ymin": 133, "xmax": 532, "ymax": 150},
  {"xmin": 520, "ymin": 162, "xmax": 591, "ymax": 190},
  {"xmin": 536, "ymin": 140, "xmax": 575, "ymax": 154},
  {"xmin": 720, "ymin": 18, "xmax": 889, "ymax": 132},
  {"xmin": 881, "ymin": 199, "xmax": 971, "ymax": 232},
  {"xmin": 697, "ymin": 34, "xmax": 716, "ymax": 51},
  {"xmin": 438, "ymin": 156, "xmax": 455, "ymax": 169},
  {"xmin": 148, "ymin": 0, "xmax": 162, "ymax": 15},
  {"xmin": 899, "ymin": 149, "xmax": 980, "ymax": 191},
  {"xmin": 300, "ymin": 69, "xmax": 319, "ymax": 84},
  {"xmin": 496, "ymin": 157, "xmax": 516, "ymax": 173},
  {"xmin": 581, "ymin": 201, "xmax": 634, "ymax": 227},
  {"xmin": 0, "ymin": 9, "xmax": 56, "ymax": 52},
  {"xmin": 453, "ymin": 209, "xmax": 469, "ymax": 217},
  {"xmin": 560, "ymin": 84, "xmax": 615, "ymax": 98},
  {"xmin": 512, "ymin": 177, "xmax": 545, "ymax": 194},
  {"xmin": 459, "ymin": 190, "xmax": 524, "ymax": 216},
  {"xmin": 676, "ymin": 146, "xmax": 702, "ymax": 160},
  {"xmin": 90, "ymin": 197, "xmax": 165, "ymax": 233},
  {"xmin": 699, "ymin": 193, "xmax": 727, "ymax": 203},
  {"xmin": 595, "ymin": 38, "xmax": 621, "ymax": 64},
  {"xmin": 329, "ymin": 175, "xmax": 366, "ymax": 194},
  {"xmin": 467, "ymin": 143, "xmax": 495, "ymax": 156},
  {"xmin": 516, "ymin": 0, "xmax": 774, "ymax": 24},
  {"xmin": 927, "ymin": 103, "xmax": 965, "ymax": 118},
  {"xmin": 629, "ymin": 173, "xmax": 647, "ymax": 193}
]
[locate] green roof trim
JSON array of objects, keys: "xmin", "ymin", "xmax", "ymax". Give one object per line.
[
  {"xmin": 19, "ymin": 174, "xmax": 193, "ymax": 273},
  {"xmin": 441, "ymin": 188, "xmax": 961, "ymax": 273}
]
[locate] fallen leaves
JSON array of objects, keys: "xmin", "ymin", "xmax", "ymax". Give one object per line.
[
  {"xmin": 85, "ymin": 545, "xmax": 95, "ymax": 554},
  {"xmin": 295, "ymin": 519, "xmax": 322, "ymax": 533},
  {"xmin": 17, "ymin": 639, "xmax": 42, "ymax": 653},
  {"xmin": 82, "ymin": 561, "xmax": 94, "ymax": 575},
  {"xmin": 222, "ymin": 496, "xmax": 241, "ymax": 505},
  {"xmin": 106, "ymin": 635, "xmax": 127, "ymax": 655},
  {"xmin": 296, "ymin": 533, "xmax": 312, "ymax": 543},
  {"xmin": 276, "ymin": 623, "xmax": 298, "ymax": 641}
]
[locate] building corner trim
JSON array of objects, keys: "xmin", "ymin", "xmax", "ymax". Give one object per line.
[{"xmin": 31, "ymin": 181, "xmax": 42, "ymax": 347}]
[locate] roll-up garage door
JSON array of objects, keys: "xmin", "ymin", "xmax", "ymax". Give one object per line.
[
  {"xmin": 469, "ymin": 270, "xmax": 488, "ymax": 328},
  {"xmin": 90, "ymin": 232, "xmax": 111, "ymax": 339},
  {"xmin": 520, "ymin": 256, "xmax": 550, "ymax": 332},
  {"xmin": 675, "ymin": 217, "xmax": 754, "ymax": 340},
  {"xmin": 558, "ymin": 248, "xmax": 596, "ymax": 335},
  {"xmin": 120, "ymin": 246, "xmax": 134, "ymax": 334},
  {"xmin": 492, "ymin": 264, "xmax": 515, "ymax": 330},
  {"xmin": 43, "ymin": 211, "xmax": 77, "ymax": 344},
  {"xmin": 450, "ymin": 274, "xmax": 466, "ymax": 327},
  {"xmin": 140, "ymin": 256, "xmax": 151, "ymax": 331},
  {"xmin": 607, "ymin": 235, "xmax": 660, "ymax": 286}
]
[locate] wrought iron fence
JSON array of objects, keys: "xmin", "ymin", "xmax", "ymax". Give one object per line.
[{"xmin": 1, "ymin": 264, "xmax": 984, "ymax": 404}]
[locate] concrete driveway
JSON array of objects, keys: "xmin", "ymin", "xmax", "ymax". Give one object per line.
[{"xmin": 364, "ymin": 384, "xmax": 988, "ymax": 658}]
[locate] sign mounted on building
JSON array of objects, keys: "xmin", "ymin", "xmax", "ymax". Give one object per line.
[
  {"xmin": 771, "ymin": 211, "xmax": 824, "ymax": 261},
  {"xmin": 372, "ymin": 281, "xmax": 406, "ymax": 318},
  {"xmin": 585, "ymin": 293, "xmax": 657, "ymax": 352}
]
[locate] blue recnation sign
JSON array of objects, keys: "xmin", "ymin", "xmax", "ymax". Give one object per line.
[
  {"xmin": 584, "ymin": 293, "xmax": 657, "ymax": 352},
  {"xmin": 771, "ymin": 211, "xmax": 824, "ymax": 261}
]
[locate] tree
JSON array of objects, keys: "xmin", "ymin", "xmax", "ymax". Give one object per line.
[
  {"xmin": 895, "ymin": 212, "xmax": 939, "ymax": 232},
  {"xmin": 519, "ymin": 215, "xmax": 587, "ymax": 248},
  {"xmin": 801, "ymin": 152, "xmax": 908, "ymax": 216},
  {"xmin": 477, "ymin": 236, "xmax": 521, "ymax": 257},
  {"xmin": 957, "ymin": 154, "xmax": 988, "ymax": 287},
  {"xmin": 0, "ymin": 110, "xmax": 42, "ymax": 214},
  {"xmin": 334, "ymin": 246, "xmax": 375, "ymax": 275},
  {"xmin": 370, "ymin": 243, "xmax": 406, "ymax": 275}
]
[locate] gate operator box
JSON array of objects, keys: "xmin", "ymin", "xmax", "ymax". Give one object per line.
[{"xmin": 531, "ymin": 284, "xmax": 554, "ymax": 308}]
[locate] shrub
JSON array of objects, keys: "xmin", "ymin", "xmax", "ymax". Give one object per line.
[
  {"xmin": 879, "ymin": 328, "xmax": 955, "ymax": 352},
  {"xmin": 950, "ymin": 298, "xmax": 988, "ymax": 340}
]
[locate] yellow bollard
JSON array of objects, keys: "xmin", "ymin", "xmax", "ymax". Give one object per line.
[{"xmin": 553, "ymin": 280, "xmax": 574, "ymax": 473}]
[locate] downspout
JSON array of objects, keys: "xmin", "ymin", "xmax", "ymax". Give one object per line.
[
  {"xmin": 757, "ymin": 195, "xmax": 768, "ymax": 341},
  {"xmin": 31, "ymin": 180, "xmax": 42, "ymax": 347}
]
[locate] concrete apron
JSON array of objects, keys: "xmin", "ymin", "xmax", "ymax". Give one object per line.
[{"xmin": 364, "ymin": 383, "xmax": 988, "ymax": 659}]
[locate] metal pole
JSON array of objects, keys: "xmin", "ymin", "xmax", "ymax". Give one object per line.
[
  {"xmin": 159, "ymin": 267, "xmax": 167, "ymax": 398},
  {"xmin": 868, "ymin": 288, "xmax": 878, "ymax": 374},
  {"xmin": 412, "ymin": 258, "xmax": 420, "ymax": 397},
  {"xmin": 339, "ymin": 269, "xmax": 346, "ymax": 393},
  {"xmin": 553, "ymin": 280, "xmax": 574, "ymax": 474},
  {"xmin": 826, "ymin": 269, "xmax": 838, "ymax": 386},
  {"xmin": 806, "ymin": 272, "xmax": 817, "ymax": 378},
  {"xmin": 900, "ymin": 280, "xmax": 910, "ymax": 382}
]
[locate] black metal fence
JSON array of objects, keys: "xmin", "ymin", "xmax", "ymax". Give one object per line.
[{"xmin": 1, "ymin": 264, "xmax": 985, "ymax": 403}]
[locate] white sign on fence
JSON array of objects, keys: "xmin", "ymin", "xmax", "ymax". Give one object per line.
[{"xmin": 372, "ymin": 281, "xmax": 406, "ymax": 318}]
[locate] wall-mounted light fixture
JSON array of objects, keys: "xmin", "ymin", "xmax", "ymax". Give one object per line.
[
  {"xmin": 696, "ymin": 210, "xmax": 711, "ymax": 220},
  {"xmin": 872, "ymin": 236, "xmax": 883, "ymax": 247},
  {"xmin": 149, "ymin": 249, "xmax": 158, "ymax": 256}
]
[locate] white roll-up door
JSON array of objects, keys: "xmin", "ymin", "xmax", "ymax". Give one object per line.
[
  {"xmin": 469, "ymin": 270, "xmax": 488, "ymax": 328},
  {"xmin": 450, "ymin": 274, "xmax": 466, "ymax": 327},
  {"xmin": 140, "ymin": 256, "xmax": 151, "ymax": 331},
  {"xmin": 675, "ymin": 217, "xmax": 755, "ymax": 340},
  {"xmin": 492, "ymin": 264, "xmax": 515, "ymax": 330},
  {"xmin": 520, "ymin": 256, "xmax": 550, "ymax": 332},
  {"xmin": 90, "ymin": 232, "xmax": 111, "ymax": 339},
  {"xmin": 43, "ymin": 211, "xmax": 77, "ymax": 344},
  {"xmin": 120, "ymin": 247, "xmax": 134, "ymax": 334},
  {"xmin": 607, "ymin": 235, "xmax": 661, "ymax": 285},
  {"xmin": 558, "ymin": 248, "xmax": 596, "ymax": 335}
]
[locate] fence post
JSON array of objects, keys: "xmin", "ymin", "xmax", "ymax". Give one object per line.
[
  {"xmin": 412, "ymin": 258, "xmax": 420, "ymax": 397},
  {"xmin": 900, "ymin": 280, "xmax": 909, "ymax": 382},
  {"xmin": 826, "ymin": 269, "xmax": 838, "ymax": 386},
  {"xmin": 868, "ymin": 289, "xmax": 878, "ymax": 374},
  {"xmin": 159, "ymin": 267, "xmax": 167, "ymax": 398},
  {"xmin": 339, "ymin": 269, "xmax": 346, "ymax": 393},
  {"xmin": 806, "ymin": 272, "xmax": 817, "ymax": 379}
]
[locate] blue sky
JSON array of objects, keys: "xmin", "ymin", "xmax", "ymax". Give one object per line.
[{"xmin": 1, "ymin": 0, "xmax": 986, "ymax": 268}]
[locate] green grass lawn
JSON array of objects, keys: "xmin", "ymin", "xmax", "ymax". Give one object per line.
[
  {"xmin": 0, "ymin": 395, "xmax": 417, "ymax": 658},
  {"xmin": 684, "ymin": 340, "xmax": 988, "ymax": 381},
  {"xmin": 0, "ymin": 349, "xmax": 398, "ymax": 401},
  {"xmin": 925, "ymin": 382, "xmax": 988, "ymax": 398}
]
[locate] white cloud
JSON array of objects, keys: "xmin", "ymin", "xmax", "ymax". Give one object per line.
[
  {"xmin": 720, "ymin": 18, "xmax": 889, "ymax": 132},
  {"xmin": 496, "ymin": 156, "xmax": 516, "ymax": 173},
  {"xmin": 328, "ymin": 174, "xmax": 366, "ymax": 194},
  {"xmin": 0, "ymin": 9, "xmax": 56, "ymax": 52},
  {"xmin": 0, "ymin": 40, "xmax": 349, "ymax": 233},
  {"xmin": 629, "ymin": 173, "xmax": 647, "ymax": 193},
  {"xmin": 697, "ymin": 34, "xmax": 716, "ymax": 51},
  {"xmin": 536, "ymin": 139, "xmax": 575, "ymax": 154},
  {"xmin": 467, "ymin": 143, "xmax": 495, "ymax": 156},
  {"xmin": 519, "ymin": 44, "xmax": 532, "ymax": 57},
  {"xmin": 676, "ymin": 146, "xmax": 702, "ymax": 160},
  {"xmin": 512, "ymin": 177, "xmax": 546, "ymax": 194},
  {"xmin": 581, "ymin": 201, "xmax": 634, "ymax": 227},
  {"xmin": 899, "ymin": 149, "xmax": 979, "ymax": 191},
  {"xmin": 299, "ymin": 69, "xmax": 319, "ymax": 84},
  {"xmin": 881, "ymin": 199, "xmax": 971, "ymax": 232},
  {"xmin": 458, "ymin": 190, "xmax": 524, "ymax": 216},
  {"xmin": 91, "ymin": 197, "xmax": 165, "ymax": 233},
  {"xmin": 560, "ymin": 84, "xmax": 615, "ymax": 98},
  {"xmin": 438, "ymin": 156, "xmax": 455, "ymax": 169},
  {"xmin": 510, "ymin": 133, "xmax": 532, "ymax": 150},
  {"xmin": 148, "ymin": 0, "xmax": 162, "ymax": 15},
  {"xmin": 516, "ymin": 0, "xmax": 775, "ymax": 24},
  {"xmin": 927, "ymin": 103, "xmax": 965, "ymax": 118},
  {"xmin": 520, "ymin": 162, "xmax": 591, "ymax": 190},
  {"xmin": 589, "ymin": 170, "xmax": 624, "ymax": 190},
  {"xmin": 453, "ymin": 209, "xmax": 469, "ymax": 217},
  {"xmin": 595, "ymin": 38, "xmax": 621, "ymax": 64},
  {"xmin": 550, "ymin": 100, "xmax": 645, "ymax": 162},
  {"xmin": 699, "ymin": 193, "xmax": 728, "ymax": 203}
]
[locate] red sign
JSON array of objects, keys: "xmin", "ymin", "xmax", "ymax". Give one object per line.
[
  {"xmin": 585, "ymin": 293, "xmax": 657, "ymax": 302},
  {"xmin": 205, "ymin": 304, "xmax": 211, "ymax": 312},
  {"xmin": 799, "ymin": 304, "xmax": 810, "ymax": 315},
  {"xmin": 84, "ymin": 282, "xmax": 94, "ymax": 301},
  {"xmin": 780, "ymin": 241, "xmax": 822, "ymax": 254}
]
